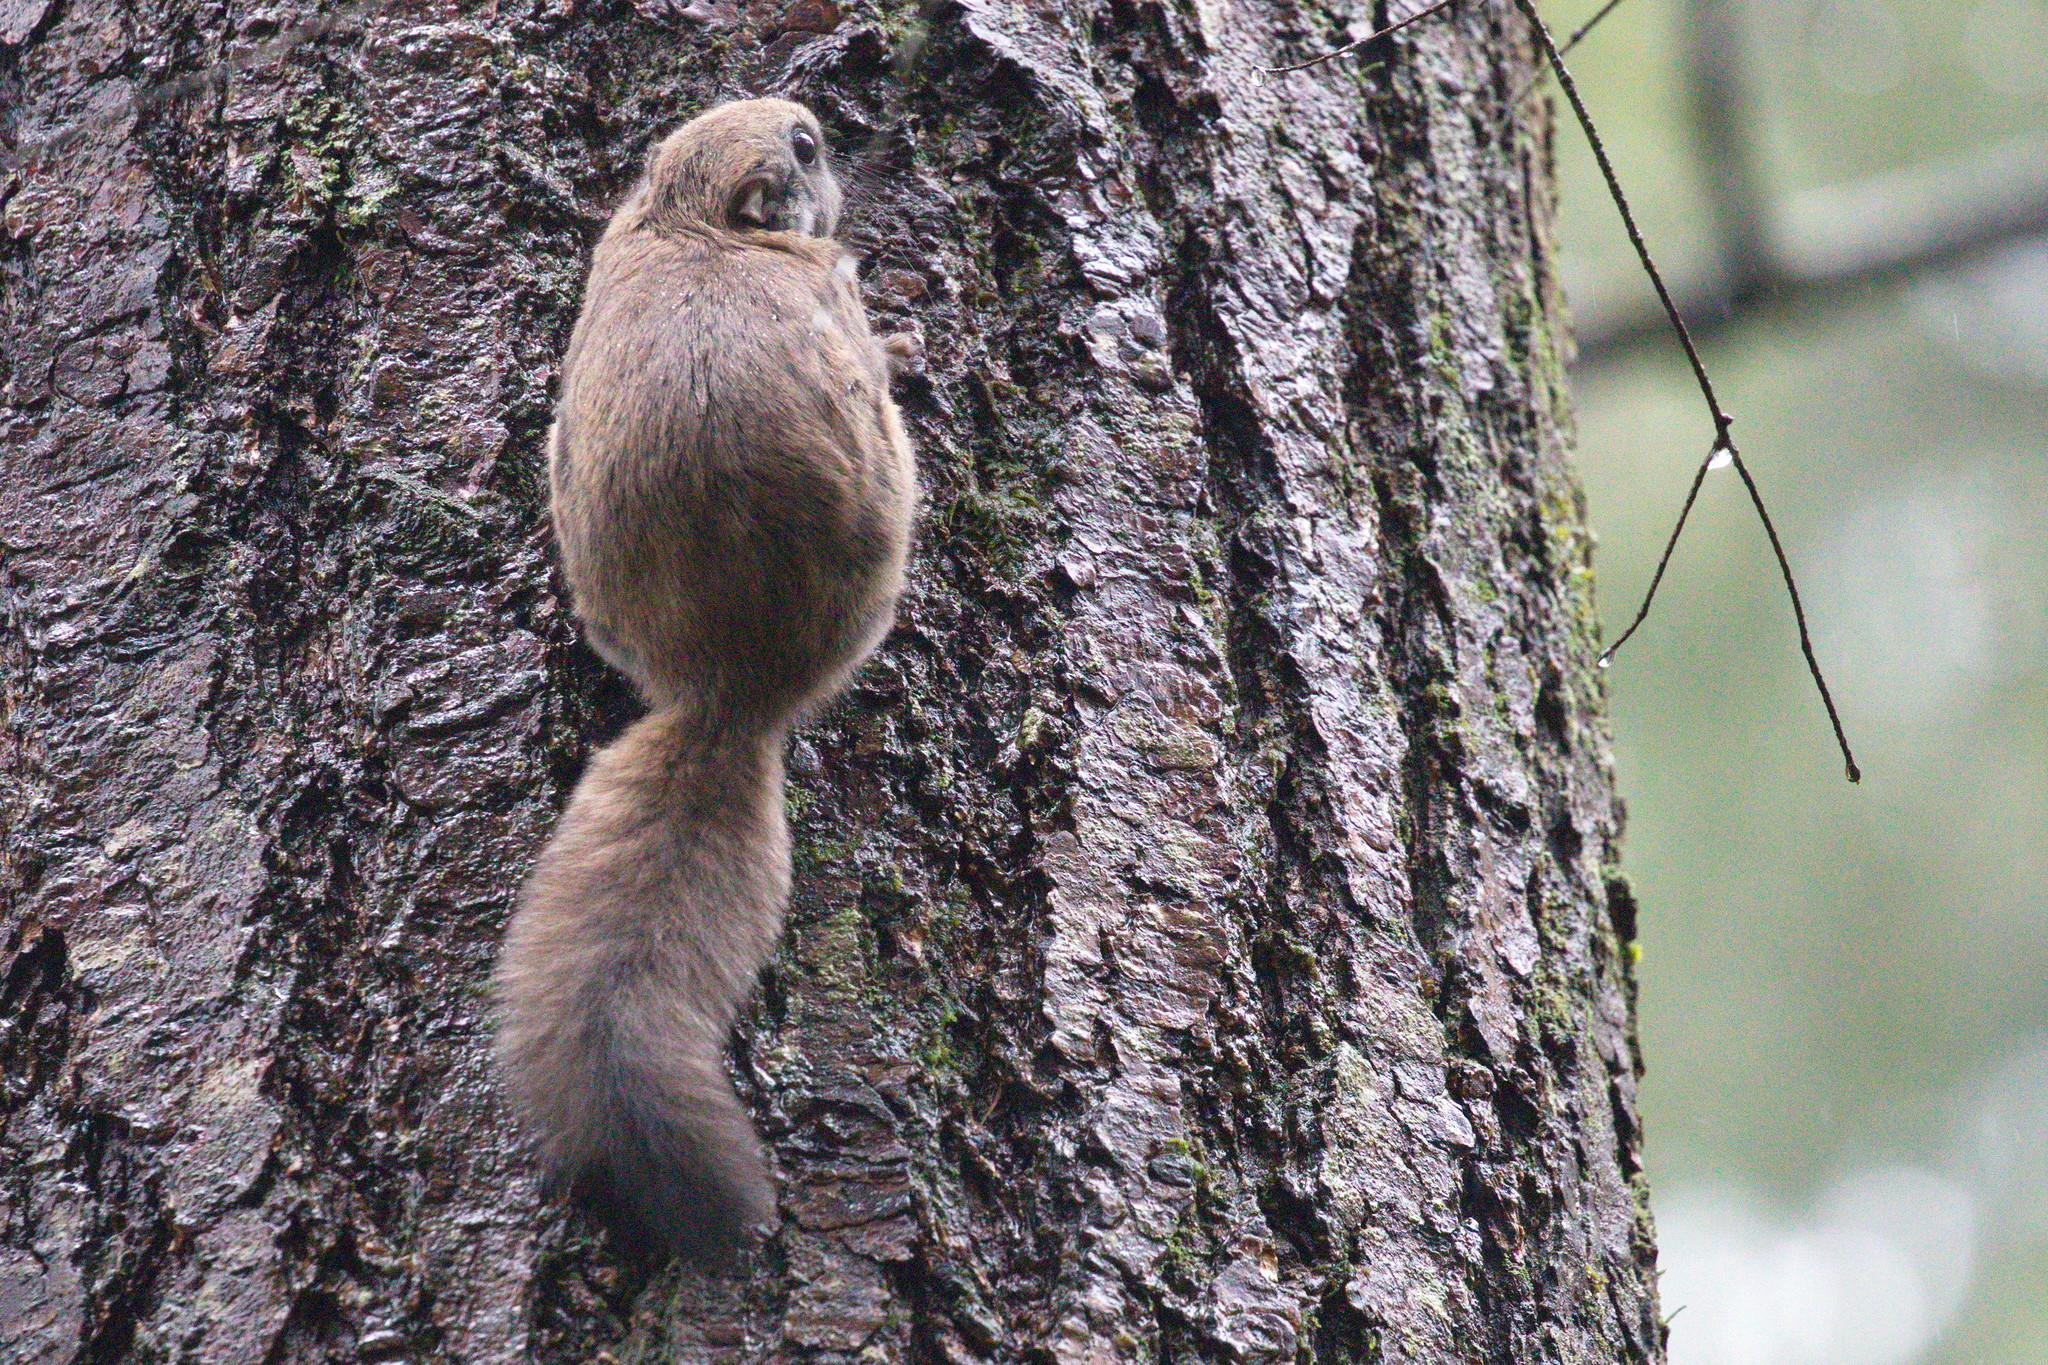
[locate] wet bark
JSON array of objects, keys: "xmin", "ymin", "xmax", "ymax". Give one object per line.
[{"xmin": 1, "ymin": 1, "xmax": 1660, "ymax": 1361}]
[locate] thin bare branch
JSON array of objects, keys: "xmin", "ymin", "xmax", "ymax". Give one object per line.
[
  {"xmin": 1577, "ymin": 130, "xmax": 2048, "ymax": 352},
  {"xmin": 1558, "ymin": 0, "xmax": 1632, "ymax": 61},
  {"xmin": 1598, "ymin": 441, "xmax": 1718, "ymax": 668},
  {"xmin": 1510, "ymin": 0, "xmax": 1635, "ymax": 115},
  {"xmin": 1260, "ymin": 0, "xmax": 1462, "ymax": 76},
  {"xmin": 1511, "ymin": 0, "xmax": 1860, "ymax": 782}
]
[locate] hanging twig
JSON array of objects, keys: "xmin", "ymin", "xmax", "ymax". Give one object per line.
[
  {"xmin": 1509, "ymin": 0, "xmax": 1631, "ymax": 102},
  {"xmin": 10, "ymin": 0, "xmax": 1866, "ymax": 783},
  {"xmin": 1509, "ymin": 0, "xmax": 1859, "ymax": 782},
  {"xmin": 1579, "ymin": 127, "xmax": 2048, "ymax": 354},
  {"xmin": 1598, "ymin": 441, "xmax": 1717, "ymax": 670},
  {"xmin": 1260, "ymin": 0, "xmax": 1861, "ymax": 782},
  {"xmin": 1260, "ymin": 0, "xmax": 1462, "ymax": 75},
  {"xmin": 1556, "ymin": 0, "xmax": 1632, "ymax": 61}
]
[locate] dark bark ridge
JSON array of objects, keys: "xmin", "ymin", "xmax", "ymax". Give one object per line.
[{"xmin": 0, "ymin": 2, "xmax": 1658, "ymax": 1362}]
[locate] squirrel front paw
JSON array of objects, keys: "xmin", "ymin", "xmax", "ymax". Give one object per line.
[{"xmin": 881, "ymin": 330, "xmax": 925, "ymax": 378}]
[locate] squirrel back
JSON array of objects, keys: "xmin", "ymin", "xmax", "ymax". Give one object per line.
[{"xmin": 494, "ymin": 99, "xmax": 917, "ymax": 1265}]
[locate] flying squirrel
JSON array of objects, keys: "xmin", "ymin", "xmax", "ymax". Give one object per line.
[{"xmin": 494, "ymin": 99, "xmax": 919, "ymax": 1266}]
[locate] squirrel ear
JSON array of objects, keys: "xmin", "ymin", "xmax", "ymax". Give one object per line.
[
  {"xmin": 641, "ymin": 138, "xmax": 688, "ymax": 228},
  {"xmin": 731, "ymin": 180, "xmax": 770, "ymax": 229}
]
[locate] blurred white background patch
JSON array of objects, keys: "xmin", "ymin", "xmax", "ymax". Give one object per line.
[
  {"xmin": 1662, "ymin": 1042, "xmax": 2048, "ymax": 1364},
  {"xmin": 1811, "ymin": 477, "xmax": 1996, "ymax": 725},
  {"xmin": 1913, "ymin": 238, "xmax": 2048, "ymax": 387}
]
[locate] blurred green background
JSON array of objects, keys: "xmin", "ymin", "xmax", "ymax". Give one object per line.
[{"xmin": 1541, "ymin": 1, "xmax": 2048, "ymax": 1360}]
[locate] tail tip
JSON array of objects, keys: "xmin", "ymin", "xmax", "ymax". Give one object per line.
[{"xmin": 567, "ymin": 1156, "xmax": 777, "ymax": 1270}]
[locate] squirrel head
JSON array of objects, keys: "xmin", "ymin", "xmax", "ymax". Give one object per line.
[{"xmin": 644, "ymin": 98, "xmax": 842, "ymax": 238}]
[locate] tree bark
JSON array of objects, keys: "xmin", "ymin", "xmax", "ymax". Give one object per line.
[{"xmin": 0, "ymin": 1, "xmax": 1660, "ymax": 1361}]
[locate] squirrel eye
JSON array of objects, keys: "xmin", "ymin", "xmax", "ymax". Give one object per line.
[{"xmin": 791, "ymin": 126, "xmax": 819, "ymax": 166}]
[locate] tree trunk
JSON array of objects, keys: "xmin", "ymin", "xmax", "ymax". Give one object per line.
[{"xmin": 0, "ymin": 1, "xmax": 1660, "ymax": 1361}]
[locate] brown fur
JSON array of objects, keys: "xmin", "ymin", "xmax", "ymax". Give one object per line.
[{"xmin": 494, "ymin": 99, "xmax": 917, "ymax": 1266}]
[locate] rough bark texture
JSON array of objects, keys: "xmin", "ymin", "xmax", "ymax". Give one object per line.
[{"xmin": 0, "ymin": 1, "xmax": 1660, "ymax": 1361}]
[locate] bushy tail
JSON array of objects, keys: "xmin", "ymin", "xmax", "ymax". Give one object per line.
[
  {"xmin": 494, "ymin": 707, "xmax": 788, "ymax": 1266},
  {"xmin": 568, "ymin": 1007, "xmax": 774, "ymax": 1264}
]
